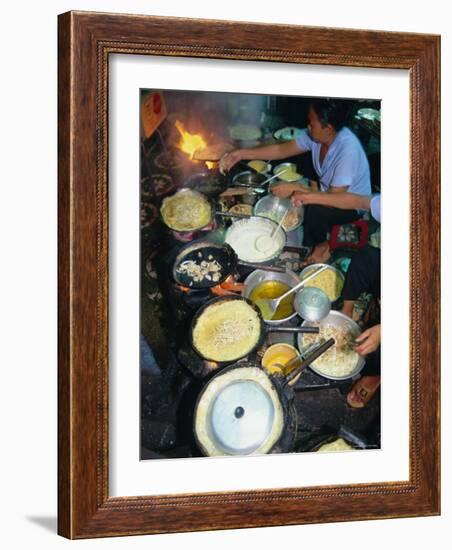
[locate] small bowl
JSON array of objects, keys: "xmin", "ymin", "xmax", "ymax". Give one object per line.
[
  {"xmin": 273, "ymin": 162, "xmax": 302, "ymax": 183},
  {"xmin": 274, "ymin": 162, "xmax": 296, "ymax": 175},
  {"xmin": 262, "ymin": 343, "xmax": 301, "ymax": 385}
]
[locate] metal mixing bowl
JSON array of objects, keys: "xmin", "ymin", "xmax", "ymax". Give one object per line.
[
  {"xmin": 297, "ymin": 311, "xmax": 365, "ymax": 380},
  {"xmin": 253, "ymin": 195, "xmax": 304, "ymax": 231},
  {"xmin": 242, "ymin": 268, "xmax": 300, "ymax": 325},
  {"xmin": 232, "ymin": 171, "xmax": 268, "ymax": 187}
]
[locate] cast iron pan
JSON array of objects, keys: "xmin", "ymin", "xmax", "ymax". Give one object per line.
[
  {"xmin": 172, "ymin": 240, "xmax": 286, "ymax": 290},
  {"xmin": 193, "ymin": 337, "xmax": 334, "ymax": 456},
  {"xmin": 189, "ymin": 294, "xmax": 319, "ymax": 365},
  {"xmin": 182, "ymin": 171, "xmax": 229, "ymax": 198}
]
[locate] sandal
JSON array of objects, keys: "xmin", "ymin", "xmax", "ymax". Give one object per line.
[{"xmin": 346, "ymin": 375, "xmax": 380, "ymax": 408}]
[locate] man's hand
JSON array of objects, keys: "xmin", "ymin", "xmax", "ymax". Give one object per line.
[
  {"xmin": 354, "ymin": 325, "xmax": 381, "ymax": 356},
  {"xmin": 219, "ymin": 150, "xmax": 243, "ymax": 173},
  {"xmin": 270, "ymin": 183, "xmax": 300, "ymax": 198},
  {"xmin": 292, "ymin": 190, "xmax": 317, "ymax": 207}
]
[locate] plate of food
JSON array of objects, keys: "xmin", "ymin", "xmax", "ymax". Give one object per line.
[{"xmin": 273, "ymin": 162, "xmax": 302, "ymax": 182}]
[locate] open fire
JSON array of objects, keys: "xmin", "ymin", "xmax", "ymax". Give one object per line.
[{"xmin": 174, "ymin": 120, "xmax": 216, "ymax": 170}]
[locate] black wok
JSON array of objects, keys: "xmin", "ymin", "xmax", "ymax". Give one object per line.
[{"xmin": 172, "ymin": 240, "xmax": 287, "ymax": 291}]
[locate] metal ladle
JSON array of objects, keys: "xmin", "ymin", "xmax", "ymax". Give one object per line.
[
  {"xmin": 254, "ymin": 207, "xmax": 289, "ymax": 253},
  {"xmin": 255, "ymin": 264, "xmax": 330, "ymax": 320}
]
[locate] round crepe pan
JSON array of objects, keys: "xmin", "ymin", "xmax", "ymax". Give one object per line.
[
  {"xmin": 193, "ymin": 337, "xmax": 334, "ymax": 457},
  {"xmin": 189, "ymin": 294, "xmax": 319, "ymax": 365}
]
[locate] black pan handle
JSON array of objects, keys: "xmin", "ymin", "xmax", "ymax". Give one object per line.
[
  {"xmin": 237, "ymin": 261, "xmax": 286, "ymax": 273},
  {"xmin": 267, "ymin": 326, "xmax": 320, "ymax": 334},
  {"xmin": 216, "ymin": 211, "xmax": 251, "ymax": 219},
  {"xmin": 282, "ymin": 245, "xmax": 310, "ymax": 254},
  {"xmin": 285, "ymin": 338, "xmax": 335, "ymax": 385}
]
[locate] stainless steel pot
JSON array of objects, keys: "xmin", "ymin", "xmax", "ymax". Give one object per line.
[
  {"xmin": 297, "ymin": 311, "xmax": 366, "ymax": 380},
  {"xmin": 242, "ymin": 268, "xmax": 300, "ymax": 326},
  {"xmin": 232, "ymin": 170, "xmax": 268, "ymax": 188}
]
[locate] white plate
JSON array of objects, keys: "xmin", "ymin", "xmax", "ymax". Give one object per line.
[
  {"xmin": 274, "ymin": 127, "xmax": 303, "ymax": 141},
  {"xmin": 356, "ymin": 108, "xmax": 381, "ymax": 122}
]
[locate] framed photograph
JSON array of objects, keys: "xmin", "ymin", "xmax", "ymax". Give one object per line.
[{"xmin": 58, "ymin": 11, "xmax": 440, "ymax": 538}]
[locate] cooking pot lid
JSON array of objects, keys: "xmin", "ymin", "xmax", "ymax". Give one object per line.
[
  {"xmin": 295, "ymin": 287, "xmax": 331, "ymax": 322},
  {"xmin": 194, "ymin": 365, "xmax": 285, "ymax": 457},
  {"xmin": 210, "ymin": 380, "xmax": 275, "ymax": 454}
]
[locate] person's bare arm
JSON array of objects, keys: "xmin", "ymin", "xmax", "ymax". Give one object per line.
[
  {"xmin": 273, "ymin": 181, "xmax": 348, "ymax": 200},
  {"xmin": 292, "ymin": 190, "xmax": 371, "ymax": 211},
  {"xmin": 220, "ymin": 140, "xmax": 305, "ymax": 172}
]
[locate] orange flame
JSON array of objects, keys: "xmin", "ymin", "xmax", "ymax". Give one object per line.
[{"xmin": 175, "ymin": 120, "xmax": 207, "ymax": 160}]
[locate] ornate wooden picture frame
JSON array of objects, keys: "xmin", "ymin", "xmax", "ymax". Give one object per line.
[{"xmin": 58, "ymin": 11, "xmax": 440, "ymax": 538}]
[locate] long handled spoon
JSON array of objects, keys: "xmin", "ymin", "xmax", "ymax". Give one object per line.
[
  {"xmin": 259, "ymin": 168, "xmax": 290, "ymax": 186},
  {"xmin": 255, "ymin": 264, "xmax": 330, "ymax": 320},
  {"xmin": 254, "ymin": 207, "xmax": 289, "ymax": 253}
]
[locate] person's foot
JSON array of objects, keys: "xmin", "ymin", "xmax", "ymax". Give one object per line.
[
  {"xmin": 302, "ymin": 241, "xmax": 331, "ymax": 266},
  {"xmin": 346, "ymin": 375, "xmax": 381, "ymax": 408}
]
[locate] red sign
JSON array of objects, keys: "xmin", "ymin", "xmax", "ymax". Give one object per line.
[{"xmin": 141, "ymin": 91, "xmax": 167, "ymax": 138}]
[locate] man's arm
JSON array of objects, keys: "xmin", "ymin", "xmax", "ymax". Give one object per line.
[
  {"xmin": 272, "ymin": 181, "xmax": 349, "ymax": 199},
  {"xmin": 292, "ymin": 191, "xmax": 371, "ymax": 211},
  {"xmin": 220, "ymin": 140, "xmax": 305, "ymax": 172}
]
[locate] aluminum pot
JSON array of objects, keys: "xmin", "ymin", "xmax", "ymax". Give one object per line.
[
  {"xmin": 232, "ymin": 170, "xmax": 268, "ymax": 188},
  {"xmin": 297, "ymin": 310, "xmax": 366, "ymax": 381},
  {"xmin": 242, "ymin": 268, "xmax": 300, "ymax": 326}
]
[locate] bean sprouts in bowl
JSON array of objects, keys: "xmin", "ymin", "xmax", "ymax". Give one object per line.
[{"xmin": 297, "ymin": 311, "xmax": 365, "ymax": 380}]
